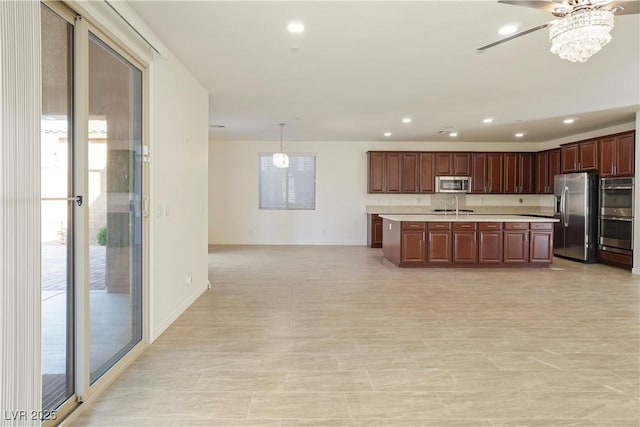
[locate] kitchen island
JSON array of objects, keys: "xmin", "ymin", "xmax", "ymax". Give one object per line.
[{"xmin": 381, "ymin": 214, "xmax": 559, "ymax": 268}]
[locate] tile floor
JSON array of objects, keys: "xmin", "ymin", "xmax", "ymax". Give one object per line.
[{"xmin": 71, "ymin": 245, "xmax": 640, "ymax": 427}]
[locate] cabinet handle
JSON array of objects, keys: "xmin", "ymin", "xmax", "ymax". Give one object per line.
[
  {"xmin": 474, "ymin": 233, "xmax": 477, "ymax": 242},
  {"xmin": 480, "ymin": 234, "xmax": 483, "ymax": 243},
  {"xmin": 578, "ymin": 162, "xmax": 581, "ymax": 170},
  {"xmin": 429, "ymin": 233, "xmax": 432, "ymax": 243}
]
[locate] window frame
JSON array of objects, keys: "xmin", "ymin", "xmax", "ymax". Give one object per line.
[{"xmin": 258, "ymin": 153, "xmax": 317, "ymax": 211}]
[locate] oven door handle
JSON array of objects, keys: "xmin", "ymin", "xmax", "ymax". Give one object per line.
[
  {"xmin": 601, "ymin": 216, "xmax": 633, "ymax": 222},
  {"xmin": 602, "ymin": 185, "xmax": 633, "ymax": 190}
]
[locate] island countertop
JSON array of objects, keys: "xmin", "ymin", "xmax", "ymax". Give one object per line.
[{"xmin": 379, "ymin": 214, "xmax": 559, "ymax": 223}]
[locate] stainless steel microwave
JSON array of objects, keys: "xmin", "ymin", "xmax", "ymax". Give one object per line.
[{"xmin": 435, "ymin": 176, "xmax": 471, "ymax": 193}]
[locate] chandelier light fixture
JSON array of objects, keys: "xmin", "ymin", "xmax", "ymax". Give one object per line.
[
  {"xmin": 272, "ymin": 122, "xmax": 289, "ymax": 168},
  {"xmin": 549, "ymin": 8, "xmax": 615, "ymax": 62}
]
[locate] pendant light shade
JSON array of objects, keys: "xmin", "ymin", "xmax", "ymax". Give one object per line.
[{"xmin": 273, "ymin": 122, "xmax": 289, "ymax": 168}]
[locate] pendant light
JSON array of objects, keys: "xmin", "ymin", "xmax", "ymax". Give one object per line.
[{"xmin": 272, "ymin": 122, "xmax": 289, "ymax": 168}]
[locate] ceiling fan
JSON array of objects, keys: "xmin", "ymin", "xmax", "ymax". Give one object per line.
[{"xmin": 478, "ymin": 0, "xmax": 640, "ymax": 62}]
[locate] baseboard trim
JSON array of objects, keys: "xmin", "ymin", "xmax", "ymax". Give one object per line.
[{"xmin": 151, "ymin": 284, "xmax": 208, "ymax": 342}]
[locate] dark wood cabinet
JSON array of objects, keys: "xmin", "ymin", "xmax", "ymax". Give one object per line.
[
  {"xmin": 598, "ymin": 132, "xmax": 635, "ymax": 177},
  {"xmin": 367, "ymin": 214, "xmax": 383, "ymax": 248},
  {"xmin": 503, "ymin": 223, "xmax": 530, "ymax": 264},
  {"xmin": 562, "ymin": 140, "xmax": 597, "ymax": 173},
  {"xmin": 472, "ymin": 153, "xmax": 504, "ymax": 194},
  {"xmin": 435, "ymin": 153, "xmax": 470, "ymax": 176},
  {"xmin": 401, "ymin": 230, "xmax": 426, "ymax": 264},
  {"xmin": 471, "ymin": 153, "xmax": 487, "ymax": 193},
  {"xmin": 427, "ymin": 222, "xmax": 452, "ymax": 264},
  {"xmin": 368, "ymin": 152, "xmax": 385, "ymax": 193},
  {"xmin": 504, "ymin": 153, "xmax": 533, "ymax": 194},
  {"xmin": 478, "ymin": 222, "xmax": 503, "ymax": 264},
  {"xmin": 386, "ymin": 153, "xmax": 402, "ymax": 193},
  {"xmin": 401, "ymin": 153, "xmax": 419, "ymax": 192},
  {"xmin": 453, "ymin": 222, "xmax": 477, "ymax": 264},
  {"xmin": 529, "ymin": 223, "xmax": 553, "ymax": 264},
  {"xmin": 535, "ymin": 151, "xmax": 549, "ymax": 194},
  {"xmin": 548, "ymin": 149, "xmax": 561, "ymax": 193},
  {"xmin": 419, "ymin": 153, "xmax": 435, "ymax": 193}
]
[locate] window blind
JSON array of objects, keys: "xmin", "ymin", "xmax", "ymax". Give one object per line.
[{"xmin": 259, "ymin": 154, "xmax": 316, "ymax": 210}]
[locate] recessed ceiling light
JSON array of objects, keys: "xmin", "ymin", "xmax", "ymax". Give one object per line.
[
  {"xmin": 384, "ymin": 132, "xmax": 392, "ymax": 137},
  {"xmin": 498, "ymin": 24, "xmax": 519, "ymax": 36},
  {"xmin": 515, "ymin": 132, "xmax": 524, "ymax": 138},
  {"xmin": 563, "ymin": 118, "xmax": 575, "ymax": 124},
  {"xmin": 483, "ymin": 118, "xmax": 494, "ymax": 124},
  {"xmin": 449, "ymin": 132, "xmax": 458, "ymax": 137},
  {"xmin": 402, "ymin": 117, "xmax": 412, "ymax": 123},
  {"xmin": 287, "ymin": 22, "xmax": 305, "ymax": 33}
]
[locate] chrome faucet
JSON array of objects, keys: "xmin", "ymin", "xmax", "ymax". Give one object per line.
[{"xmin": 454, "ymin": 195, "xmax": 459, "ymax": 217}]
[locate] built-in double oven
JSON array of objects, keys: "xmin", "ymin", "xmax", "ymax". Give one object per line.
[{"xmin": 599, "ymin": 177, "xmax": 634, "ymax": 255}]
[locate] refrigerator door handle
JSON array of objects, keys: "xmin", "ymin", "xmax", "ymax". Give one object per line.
[{"xmin": 562, "ymin": 186, "xmax": 569, "ymax": 227}]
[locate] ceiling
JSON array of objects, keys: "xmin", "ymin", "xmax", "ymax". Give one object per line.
[{"xmin": 128, "ymin": 1, "xmax": 640, "ymax": 143}]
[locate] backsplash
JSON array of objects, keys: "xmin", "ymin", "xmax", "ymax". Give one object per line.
[{"xmin": 365, "ymin": 193, "xmax": 554, "ymax": 209}]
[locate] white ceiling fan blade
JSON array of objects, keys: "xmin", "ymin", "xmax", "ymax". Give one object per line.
[{"xmin": 477, "ymin": 23, "xmax": 551, "ymax": 51}]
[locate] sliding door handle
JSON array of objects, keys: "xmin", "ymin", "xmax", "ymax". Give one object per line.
[{"xmin": 42, "ymin": 195, "xmax": 83, "ymax": 206}]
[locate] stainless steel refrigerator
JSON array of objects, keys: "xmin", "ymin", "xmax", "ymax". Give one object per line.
[{"xmin": 553, "ymin": 172, "xmax": 598, "ymax": 263}]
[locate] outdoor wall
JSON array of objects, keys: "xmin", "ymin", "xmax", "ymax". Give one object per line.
[{"xmin": 150, "ymin": 52, "xmax": 209, "ymax": 340}]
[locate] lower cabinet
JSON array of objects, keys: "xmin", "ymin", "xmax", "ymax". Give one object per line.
[
  {"xmin": 478, "ymin": 222, "xmax": 503, "ymax": 264},
  {"xmin": 427, "ymin": 222, "xmax": 452, "ymax": 264},
  {"xmin": 387, "ymin": 220, "xmax": 554, "ymax": 267},
  {"xmin": 401, "ymin": 222, "xmax": 426, "ymax": 264},
  {"xmin": 367, "ymin": 214, "xmax": 383, "ymax": 248},
  {"xmin": 453, "ymin": 222, "xmax": 477, "ymax": 264},
  {"xmin": 503, "ymin": 223, "xmax": 530, "ymax": 264}
]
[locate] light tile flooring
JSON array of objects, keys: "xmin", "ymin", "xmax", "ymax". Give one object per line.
[{"xmin": 71, "ymin": 245, "xmax": 640, "ymax": 427}]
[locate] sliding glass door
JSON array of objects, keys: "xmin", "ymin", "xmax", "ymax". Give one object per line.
[
  {"xmin": 40, "ymin": 1, "xmax": 145, "ymax": 417},
  {"xmin": 87, "ymin": 33, "xmax": 143, "ymax": 384},
  {"xmin": 41, "ymin": 3, "xmax": 75, "ymax": 414}
]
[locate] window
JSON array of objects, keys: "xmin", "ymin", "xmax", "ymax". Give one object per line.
[{"xmin": 259, "ymin": 154, "xmax": 316, "ymax": 209}]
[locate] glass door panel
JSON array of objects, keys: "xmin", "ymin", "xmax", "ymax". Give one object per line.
[
  {"xmin": 41, "ymin": 3, "xmax": 74, "ymax": 413},
  {"xmin": 87, "ymin": 33, "xmax": 143, "ymax": 383}
]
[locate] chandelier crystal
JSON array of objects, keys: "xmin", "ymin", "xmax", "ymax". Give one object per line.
[
  {"xmin": 549, "ymin": 9, "xmax": 615, "ymax": 63},
  {"xmin": 272, "ymin": 123, "xmax": 289, "ymax": 168}
]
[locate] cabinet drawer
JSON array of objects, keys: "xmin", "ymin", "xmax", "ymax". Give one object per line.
[
  {"xmin": 453, "ymin": 222, "xmax": 477, "ymax": 231},
  {"xmin": 530, "ymin": 222, "xmax": 553, "ymax": 230},
  {"xmin": 504, "ymin": 222, "xmax": 529, "ymax": 230},
  {"xmin": 479, "ymin": 222, "xmax": 503, "ymax": 230},
  {"xmin": 428, "ymin": 222, "xmax": 451, "ymax": 230},
  {"xmin": 402, "ymin": 222, "xmax": 426, "ymax": 230}
]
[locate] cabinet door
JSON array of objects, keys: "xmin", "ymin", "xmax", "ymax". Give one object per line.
[
  {"xmin": 402, "ymin": 153, "xmax": 419, "ymax": 193},
  {"xmin": 427, "ymin": 231, "xmax": 452, "ymax": 264},
  {"xmin": 386, "ymin": 153, "xmax": 402, "ymax": 193},
  {"xmin": 478, "ymin": 231, "xmax": 503, "ymax": 264},
  {"xmin": 401, "ymin": 230, "xmax": 425, "ymax": 264},
  {"xmin": 548, "ymin": 149, "xmax": 561, "ymax": 193},
  {"xmin": 471, "ymin": 153, "xmax": 487, "ymax": 193},
  {"xmin": 419, "ymin": 153, "xmax": 435, "ymax": 193},
  {"xmin": 562, "ymin": 144, "xmax": 579, "ymax": 173},
  {"xmin": 435, "ymin": 153, "xmax": 452, "ymax": 176},
  {"xmin": 579, "ymin": 140, "xmax": 597, "ymax": 171},
  {"xmin": 503, "ymin": 231, "xmax": 529, "ymax": 263},
  {"xmin": 615, "ymin": 132, "xmax": 634, "ymax": 177},
  {"xmin": 453, "ymin": 153, "xmax": 471, "ymax": 176},
  {"xmin": 518, "ymin": 153, "xmax": 534, "ymax": 194},
  {"xmin": 535, "ymin": 151, "xmax": 549, "ymax": 194},
  {"xmin": 487, "ymin": 153, "xmax": 504, "ymax": 193},
  {"xmin": 368, "ymin": 152, "xmax": 385, "ymax": 193},
  {"xmin": 367, "ymin": 214, "xmax": 383, "ymax": 248},
  {"xmin": 453, "ymin": 231, "xmax": 478, "ymax": 263},
  {"xmin": 503, "ymin": 153, "xmax": 518, "ymax": 194},
  {"xmin": 529, "ymin": 231, "xmax": 552, "ymax": 264},
  {"xmin": 598, "ymin": 136, "xmax": 616, "ymax": 177}
]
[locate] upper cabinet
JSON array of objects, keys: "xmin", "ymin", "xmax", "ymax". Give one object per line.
[
  {"xmin": 535, "ymin": 149, "xmax": 561, "ymax": 194},
  {"xmin": 419, "ymin": 153, "xmax": 435, "ymax": 193},
  {"xmin": 435, "ymin": 153, "xmax": 471, "ymax": 176},
  {"xmin": 598, "ymin": 131, "xmax": 635, "ymax": 178},
  {"xmin": 504, "ymin": 153, "xmax": 533, "ymax": 194},
  {"xmin": 401, "ymin": 153, "xmax": 419, "ymax": 193},
  {"xmin": 471, "ymin": 153, "xmax": 487, "ymax": 193},
  {"xmin": 367, "ymin": 152, "xmax": 403, "ymax": 193},
  {"xmin": 561, "ymin": 140, "xmax": 597, "ymax": 173}
]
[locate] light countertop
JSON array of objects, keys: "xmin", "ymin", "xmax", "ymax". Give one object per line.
[
  {"xmin": 367, "ymin": 205, "xmax": 554, "ymax": 216},
  {"xmin": 379, "ymin": 214, "xmax": 559, "ymax": 223}
]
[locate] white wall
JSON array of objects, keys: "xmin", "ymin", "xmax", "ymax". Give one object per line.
[
  {"xmin": 150, "ymin": 52, "xmax": 209, "ymax": 340},
  {"xmin": 209, "ymin": 140, "xmax": 548, "ymax": 245}
]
